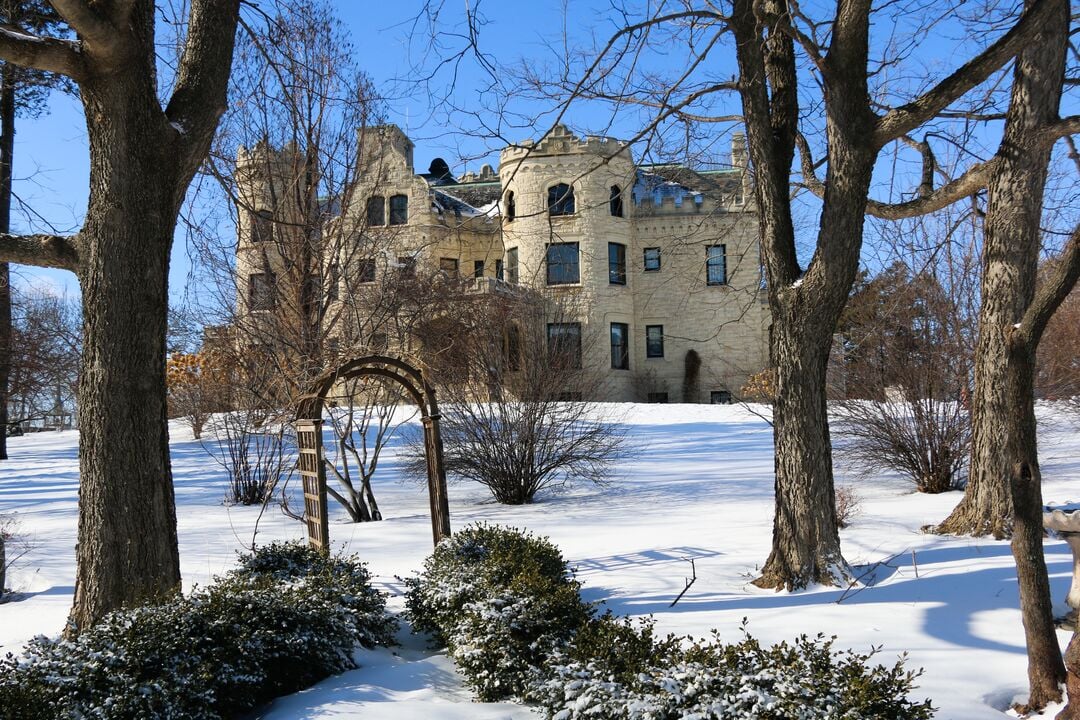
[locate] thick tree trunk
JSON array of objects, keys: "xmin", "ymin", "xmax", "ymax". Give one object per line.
[
  {"xmin": 69, "ymin": 67, "xmax": 182, "ymax": 632},
  {"xmin": 754, "ymin": 317, "xmax": 845, "ymax": 589},
  {"xmin": 1059, "ymin": 634, "xmax": 1080, "ymax": 720},
  {"xmin": 0, "ymin": 66, "xmax": 14, "ymax": 461}
]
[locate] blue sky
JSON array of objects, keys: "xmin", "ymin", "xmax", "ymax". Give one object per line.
[{"xmin": 10, "ymin": 1, "xmax": 1076, "ymax": 304}]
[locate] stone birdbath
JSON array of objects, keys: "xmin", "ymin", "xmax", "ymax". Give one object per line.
[{"xmin": 1043, "ymin": 504, "xmax": 1080, "ymax": 630}]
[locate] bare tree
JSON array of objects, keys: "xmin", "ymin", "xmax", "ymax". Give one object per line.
[
  {"xmin": 7, "ymin": 287, "xmax": 79, "ymax": 432},
  {"xmin": 0, "ymin": 0, "xmax": 240, "ymax": 631}
]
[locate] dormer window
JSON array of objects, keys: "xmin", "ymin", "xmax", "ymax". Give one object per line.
[
  {"xmin": 505, "ymin": 190, "xmax": 516, "ymax": 221},
  {"xmin": 609, "ymin": 185, "xmax": 623, "ymax": 217},
  {"xmin": 547, "ymin": 183, "xmax": 575, "ymax": 216},
  {"xmin": 389, "ymin": 194, "xmax": 408, "ymax": 225}
]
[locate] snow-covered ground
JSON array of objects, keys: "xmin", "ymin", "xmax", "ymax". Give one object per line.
[{"xmin": 2, "ymin": 403, "xmax": 1079, "ymax": 719}]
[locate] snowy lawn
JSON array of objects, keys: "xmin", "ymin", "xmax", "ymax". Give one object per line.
[{"xmin": 1, "ymin": 403, "xmax": 1078, "ymax": 719}]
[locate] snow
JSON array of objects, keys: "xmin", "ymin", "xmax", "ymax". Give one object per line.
[{"xmin": 2, "ymin": 402, "xmax": 1079, "ymax": 719}]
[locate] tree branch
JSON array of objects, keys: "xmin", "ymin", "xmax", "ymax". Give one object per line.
[
  {"xmin": 0, "ymin": 232, "xmax": 79, "ymax": 272},
  {"xmin": 47, "ymin": 0, "xmax": 117, "ymax": 54},
  {"xmin": 1015, "ymin": 224, "xmax": 1080, "ymax": 350},
  {"xmin": 0, "ymin": 26, "xmax": 84, "ymax": 78},
  {"xmin": 796, "ymin": 131, "xmax": 999, "ymax": 219},
  {"xmin": 874, "ymin": 0, "xmax": 1055, "ymax": 146},
  {"xmin": 164, "ymin": 0, "xmax": 241, "ymax": 169}
]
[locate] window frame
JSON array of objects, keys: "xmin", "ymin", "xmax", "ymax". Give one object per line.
[
  {"xmin": 645, "ymin": 325, "xmax": 664, "ymax": 358},
  {"xmin": 609, "ymin": 185, "xmax": 624, "ymax": 217},
  {"xmin": 505, "ymin": 190, "xmax": 516, "ymax": 221},
  {"xmin": 388, "ymin": 194, "xmax": 409, "ymax": 225},
  {"xmin": 710, "ymin": 390, "xmax": 733, "ymax": 405},
  {"xmin": 247, "ymin": 272, "xmax": 275, "ymax": 311},
  {"xmin": 706, "ymin": 244, "xmax": 727, "ymax": 286},
  {"xmin": 473, "ymin": 259, "xmax": 485, "ymax": 278},
  {"xmin": 547, "ymin": 183, "xmax": 575, "ymax": 216},
  {"xmin": 546, "ymin": 242, "xmax": 580, "ymax": 285},
  {"xmin": 643, "ymin": 247, "xmax": 661, "ymax": 272},
  {"xmin": 439, "ymin": 257, "xmax": 459, "ymax": 276},
  {"xmin": 250, "ymin": 208, "xmax": 273, "ymax": 244},
  {"xmin": 357, "ymin": 258, "xmax": 376, "ymax": 284},
  {"xmin": 610, "ymin": 322, "xmax": 630, "ymax": 370},
  {"xmin": 608, "ymin": 242, "xmax": 627, "ymax": 285}
]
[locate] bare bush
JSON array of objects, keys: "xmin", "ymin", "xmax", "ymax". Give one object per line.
[{"xmin": 834, "ymin": 485, "xmax": 862, "ymax": 529}]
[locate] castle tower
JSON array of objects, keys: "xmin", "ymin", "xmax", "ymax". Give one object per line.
[{"xmin": 499, "ymin": 125, "xmax": 638, "ymax": 397}]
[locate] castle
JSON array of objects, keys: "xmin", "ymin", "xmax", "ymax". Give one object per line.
[{"xmin": 235, "ymin": 124, "xmax": 769, "ymax": 403}]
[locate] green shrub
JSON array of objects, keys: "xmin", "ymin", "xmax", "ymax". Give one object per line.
[
  {"xmin": 406, "ymin": 525, "xmax": 935, "ymax": 719},
  {"xmin": 0, "ymin": 542, "xmax": 396, "ymax": 720}
]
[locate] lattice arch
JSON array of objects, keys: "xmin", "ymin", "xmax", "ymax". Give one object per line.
[{"xmin": 294, "ymin": 354, "xmax": 451, "ymax": 551}]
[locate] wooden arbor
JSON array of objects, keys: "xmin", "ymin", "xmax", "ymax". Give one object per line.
[{"xmin": 295, "ymin": 354, "xmax": 451, "ymax": 551}]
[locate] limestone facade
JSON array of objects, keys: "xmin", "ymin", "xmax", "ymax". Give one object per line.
[{"xmin": 236, "ymin": 124, "xmax": 770, "ymax": 403}]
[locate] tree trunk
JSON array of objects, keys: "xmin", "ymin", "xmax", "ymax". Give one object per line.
[
  {"xmin": 69, "ymin": 66, "xmax": 183, "ymax": 632},
  {"xmin": 1059, "ymin": 633, "xmax": 1080, "ymax": 720},
  {"xmin": 754, "ymin": 317, "xmax": 846, "ymax": 589},
  {"xmin": 1012, "ymin": 458, "xmax": 1065, "ymax": 709},
  {"xmin": 0, "ymin": 65, "xmax": 14, "ymax": 461}
]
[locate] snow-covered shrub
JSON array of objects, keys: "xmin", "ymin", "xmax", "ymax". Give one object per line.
[
  {"xmin": 0, "ymin": 543, "xmax": 396, "ymax": 719},
  {"xmin": 405, "ymin": 524, "xmax": 590, "ymax": 700},
  {"xmin": 533, "ymin": 625, "xmax": 936, "ymax": 720}
]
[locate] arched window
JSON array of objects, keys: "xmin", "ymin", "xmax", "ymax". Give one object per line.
[
  {"xmin": 505, "ymin": 190, "xmax": 516, "ymax": 221},
  {"xmin": 389, "ymin": 194, "xmax": 408, "ymax": 225},
  {"xmin": 609, "ymin": 185, "xmax": 623, "ymax": 217},
  {"xmin": 547, "ymin": 183, "xmax": 575, "ymax": 216},
  {"xmin": 366, "ymin": 195, "xmax": 385, "ymax": 226}
]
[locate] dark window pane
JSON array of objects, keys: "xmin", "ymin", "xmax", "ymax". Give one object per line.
[
  {"xmin": 647, "ymin": 392, "xmax": 668, "ymax": 403},
  {"xmin": 609, "ymin": 185, "xmax": 623, "ymax": 217},
  {"xmin": 505, "ymin": 324, "xmax": 521, "ymax": 371},
  {"xmin": 366, "ymin": 196, "xmax": 385, "ymax": 226},
  {"xmin": 251, "ymin": 209, "xmax": 273, "ymax": 243},
  {"xmin": 547, "ymin": 322, "xmax": 582, "ymax": 369},
  {"xmin": 547, "ymin": 183, "xmax": 575, "ymax": 216},
  {"xmin": 707, "ymin": 245, "xmax": 727, "ymax": 285},
  {"xmin": 608, "ymin": 242, "xmax": 626, "ymax": 285},
  {"xmin": 357, "ymin": 258, "xmax": 376, "ymax": 283},
  {"xmin": 389, "ymin": 194, "xmax": 408, "ymax": 225},
  {"xmin": 397, "ymin": 256, "xmax": 416, "ymax": 276},
  {"xmin": 505, "ymin": 191, "xmax": 515, "ymax": 221},
  {"xmin": 507, "ymin": 247, "xmax": 519, "ymax": 284},
  {"xmin": 248, "ymin": 272, "xmax": 275, "ymax": 311},
  {"xmin": 646, "ymin": 325, "xmax": 664, "ymax": 358},
  {"xmin": 711, "ymin": 390, "xmax": 733, "ymax": 404},
  {"xmin": 440, "ymin": 257, "xmax": 459, "ymax": 276},
  {"xmin": 495, "ymin": 259, "xmax": 504, "ymax": 281},
  {"xmin": 610, "ymin": 322, "xmax": 629, "ymax": 370},
  {"xmin": 644, "ymin": 247, "xmax": 661, "ymax": 272},
  {"xmin": 546, "ymin": 242, "xmax": 579, "ymax": 285},
  {"xmin": 474, "ymin": 260, "xmax": 485, "ymax": 278}
]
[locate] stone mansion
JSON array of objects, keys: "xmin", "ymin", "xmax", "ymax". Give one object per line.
[{"xmin": 235, "ymin": 124, "xmax": 770, "ymax": 404}]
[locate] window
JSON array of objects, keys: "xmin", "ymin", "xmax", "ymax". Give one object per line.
[
  {"xmin": 647, "ymin": 392, "xmax": 668, "ymax": 403},
  {"xmin": 389, "ymin": 194, "xmax": 408, "ymax": 225},
  {"xmin": 506, "ymin": 247, "xmax": 519, "ymax": 284},
  {"xmin": 505, "ymin": 191, "xmax": 515, "ymax": 221},
  {"xmin": 370, "ymin": 332, "xmax": 388, "ymax": 351},
  {"xmin": 644, "ymin": 247, "xmax": 661, "ymax": 272},
  {"xmin": 474, "ymin": 260, "xmax": 485, "ymax": 278},
  {"xmin": 397, "ymin": 255, "xmax": 416, "ymax": 276},
  {"xmin": 711, "ymin": 390, "xmax": 733, "ymax": 404},
  {"xmin": 609, "ymin": 185, "xmax": 623, "ymax": 217},
  {"xmin": 608, "ymin": 242, "xmax": 626, "ymax": 285},
  {"xmin": 357, "ymin": 258, "xmax": 376, "ymax": 283},
  {"xmin": 440, "ymin": 257, "xmax": 459, "ymax": 276},
  {"xmin": 505, "ymin": 324, "xmax": 521, "ymax": 371},
  {"xmin": 250, "ymin": 209, "xmax": 273, "ymax": 243},
  {"xmin": 556, "ymin": 391, "xmax": 582, "ymax": 401},
  {"xmin": 495, "ymin": 258, "xmax": 504, "ymax": 281},
  {"xmin": 646, "ymin": 325, "xmax": 664, "ymax": 358},
  {"xmin": 546, "ymin": 242, "xmax": 579, "ymax": 285},
  {"xmin": 706, "ymin": 245, "xmax": 727, "ymax": 285},
  {"xmin": 547, "ymin": 183, "xmax": 575, "ymax": 216},
  {"xmin": 248, "ymin": 272, "xmax": 275, "ymax": 311},
  {"xmin": 327, "ymin": 263, "xmax": 340, "ymax": 302},
  {"xmin": 366, "ymin": 195, "xmax": 384, "ymax": 226},
  {"xmin": 610, "ymin": 322, "xmax": 629, "ymax": 370},
  {"xmin": 547, "ymin": 322, "xmax": 582, "ymax": 369}
]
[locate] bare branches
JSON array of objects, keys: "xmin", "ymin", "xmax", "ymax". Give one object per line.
[
  {"xmin": 47, "ymin": 0, "xmax": 117, "ymax": 54},
  {"xmin": 0, "ymin": 26, "xmax": 84, "ymax": 78},
  {"xmin": 874, "ymin": 0, "xmax": 1055, "ymax": 146},
  {"xmin": 0, "ymin": 232, "xmax": 79, "ymax": 272}
]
